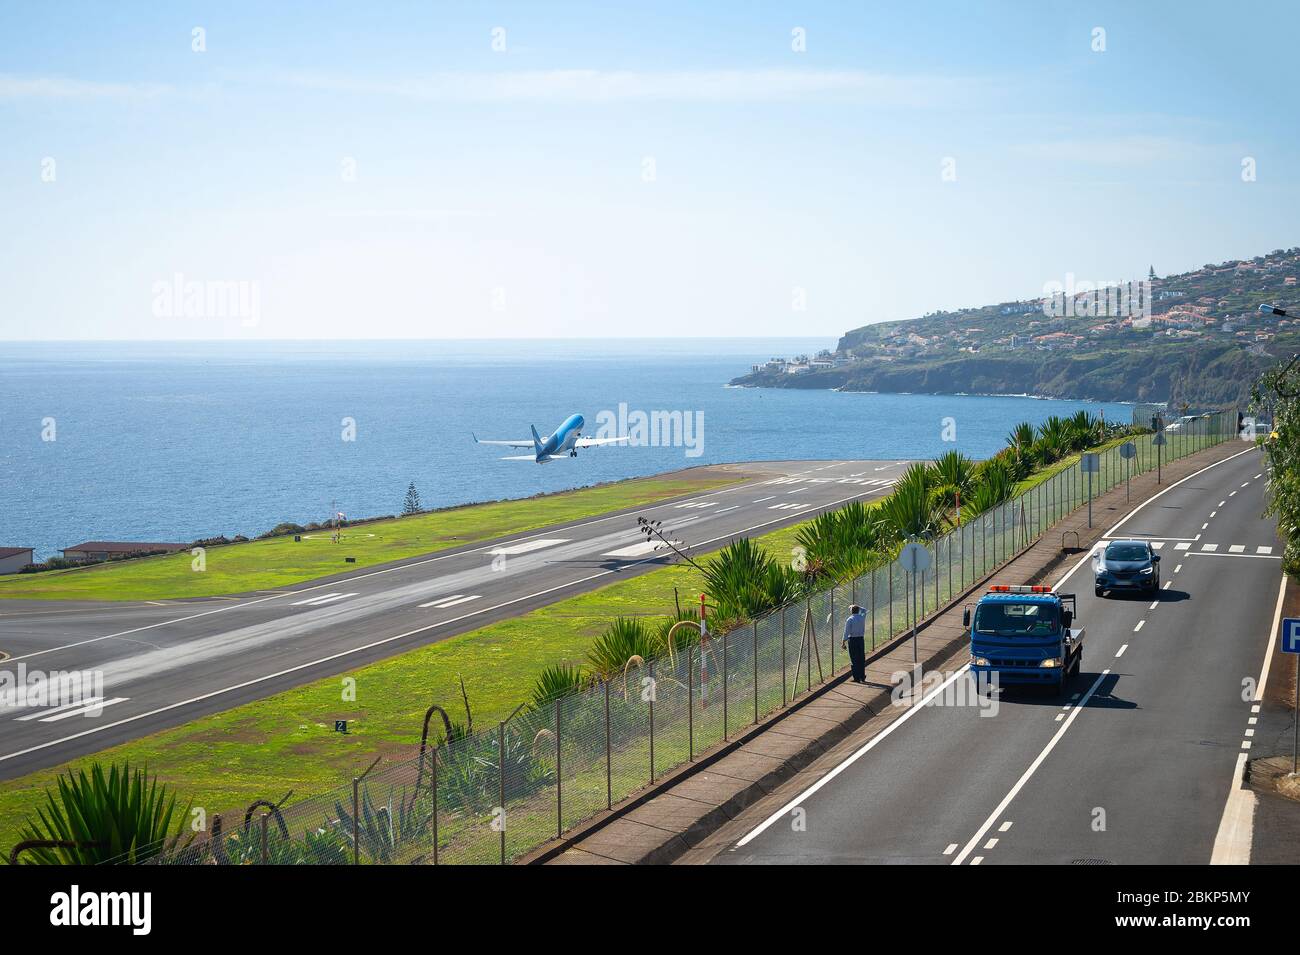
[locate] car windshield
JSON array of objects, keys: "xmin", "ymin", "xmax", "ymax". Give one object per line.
[
  {"xmin": 973, "ymin": 602, "xmax": 1059, "ymax": 637},
  {"xmin": 1104, "ymin": 543, "xmax": 1149, "ymax": 561}
]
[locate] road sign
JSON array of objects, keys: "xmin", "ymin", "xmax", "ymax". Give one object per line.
[
  {"xmin": 1152, "ymin": 432, "xmax": 1167, "ymax": 446},
  {"xmin": 1119, "ymin": 441, "xmax": 1136, "ymax": 459},
  {"xmin": 1282, "ymin": 618, "xmax": 1300, "ymax": 654},
  {"xmin": 334, "ymin": 720, "xmax": 348, "ymax": 734},
  {"xmin": 1081, "ymin": 452, "xmax": 1100, "ymax": 473},
  {"xmin": 897, "ymin": 542, "xmax": 931, "ymax": 574}
]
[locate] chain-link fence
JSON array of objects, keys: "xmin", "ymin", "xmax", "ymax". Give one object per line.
[{"xmin": 133, "ymin": 412, "xmax": 1238, "ymax": 866}]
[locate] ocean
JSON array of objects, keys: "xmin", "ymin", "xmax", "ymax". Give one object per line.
[{"xmin": 0, "ymin": 339, "xmax": 1132, "ymax": 561}]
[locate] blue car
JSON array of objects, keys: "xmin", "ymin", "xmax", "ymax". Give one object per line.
[{"xmin": 1094, "ymin": 539, "xmax": 1160, "ymax": 597}]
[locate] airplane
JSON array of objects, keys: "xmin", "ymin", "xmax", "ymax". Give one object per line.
[{"xmin": 473, "ymin": 413, "xmax": 629, "ymax": 463}]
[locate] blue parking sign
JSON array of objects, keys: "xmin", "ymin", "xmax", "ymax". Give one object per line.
[{"xmin": 1283, "ymin": 618, "xmax": 1300, "ymax": 654}]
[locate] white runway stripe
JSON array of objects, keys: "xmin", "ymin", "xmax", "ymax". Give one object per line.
[
  {"xmin": 14, "ymin": 697, "xmax": 102, "ymax": 721},
  {"xmin": 40, "ymin": 698, "xmax": 130, "ymax": 722},
  {"xmin": 487, "ymin": 538, "xmax": 568, "ymax": 555},
  {"xmin": 419, "ymin": 594, "xmax": 482, "ymax": 609},
  {"xmin": 603, "ymin": 541, "xmax": 665, "ymax": 559}
]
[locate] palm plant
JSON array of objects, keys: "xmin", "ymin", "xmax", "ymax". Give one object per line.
[
  {"xmin": 1068, "ymin": 409, "xmax": 1101, "ymax": 450},
  {"xmin": 699, "ymin": 537, "xmax": 786, "ymax": 619},
  {"xmin": 794, "ymin": 500, "xmax": 888, "ymax": 582},
  {"xmin": 966, "ymin": 458, "xmax": 1016, "ymax": 514},
  {"xmin": 929, "ymin": 450, "xmax": 976, "ymax": 519},
  {"xmin": 874, "ymin": 462, "xmax": 942, "ymax": 542},
  {"xmin": 10, "ymin": 762, "xmax": 192, "ymax": 865},
  {"xmin": 1034, "ymin": 415, "xmax": 1073, "ymax": 463}
]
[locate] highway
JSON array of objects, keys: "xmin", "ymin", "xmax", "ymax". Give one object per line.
[
  {"xmin": 719, "ymin": 446, "xmax": 1282, "ymax": 865},
  {"xmin": 0, "ymin": 459, "xmax": 907, "ymax": 779}
]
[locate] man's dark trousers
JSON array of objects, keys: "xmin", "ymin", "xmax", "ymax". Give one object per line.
[{"xmin": 847, "ymin": 636, "xmax": 866, "ymax": 682}]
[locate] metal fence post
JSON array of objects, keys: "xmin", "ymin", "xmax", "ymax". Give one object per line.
[
  {"xmin": 604, "ymin": 680, "xmax": 612, "ymax": 809},
  {"xmin": 829, "ymin": 589, "xmax": 835, "ymax": 672},
  {"xmin": 722, "ymin": 631, "xmax": 729, "ymax": 740},
  {"xmin": 432, "ymin": 747, "xmax": 439, "ymax": 865},
  {"xmin": 259, "ymin": 811, "xmax": 268, "ymax": 865},
  {"xmin": 870, "ymin": 569, "xmax": 877, "ymax": 649},
  {"xmin": 888, "ymin": 567, "xmax": 893, "ymax": 636},
  {"xmin": 648, "ymin": 659, "xmax": 655, "ymax": 783},
  {"xmin": 351, "ymin": 776, "xmax": 360, "ymax": 866},
  {"xmin": 555, "ymin": 696, "xmax": 563, "ymax": 839},
  {"xmin": 499, "ymin": 721, "xmax": 506, "ymax": 865},
  {"xmin": 688, "ymin": 645, "xmax": 695, "ymax": 759},
  {"xmin": 752, "ymin": 621, "xmax": 759, "ymax": 723},
  {"xmin": 781, "ymin": 607, "xmax": 787, "ymax": 704}
]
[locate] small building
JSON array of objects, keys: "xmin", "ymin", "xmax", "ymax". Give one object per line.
[
  {"xmin": 0, "ymin": 547, "xmax": 34, "ymax": 575},
  {"xmin": 61, "ymin": 540, "xmax": 188, "ymax": 563}
]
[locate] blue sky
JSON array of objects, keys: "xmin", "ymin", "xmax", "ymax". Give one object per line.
[{"xmin": 2, "ymin": 0, "xmax": 1298, "ymax": 340}]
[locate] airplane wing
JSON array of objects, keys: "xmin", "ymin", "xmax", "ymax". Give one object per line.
[
  {"xmin": 574, "ymin": 436, "xmax": 631, "ymax": 448},
  {"xmin": 501, "ymin": 453, "xmax": 571, "ymax": 462},
  {"xmin": 473, "ymin": 433, "xmax": 536, "ymax": 448}
]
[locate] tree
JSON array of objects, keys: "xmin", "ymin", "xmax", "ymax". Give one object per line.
[
  {"xmin": 1149, "ymin": 265, "xmax": 1157, "ymax": 281},
  {"xmin": 402, "ymin": 482, "xmax": 422, "ymax": 515}
]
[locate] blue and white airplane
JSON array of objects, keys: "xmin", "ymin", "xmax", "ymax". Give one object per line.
[{"xmin": 473, "ymin": 413, "xmax": 629, "ymax": 463}]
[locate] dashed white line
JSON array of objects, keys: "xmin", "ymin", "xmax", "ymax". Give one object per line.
[{"xmin": 1115, "ymin": 644, "xmax": 1128, "ymax": 658}]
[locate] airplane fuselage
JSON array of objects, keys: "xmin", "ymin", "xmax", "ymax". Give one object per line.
[{"xmin": 537, "ymin": 413, "xmax": 585, "ymax": 460}]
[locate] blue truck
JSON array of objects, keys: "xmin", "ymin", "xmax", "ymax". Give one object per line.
[{"xmin": 963, "ymin": 585, "xmax": 1083, "ymax": 692}]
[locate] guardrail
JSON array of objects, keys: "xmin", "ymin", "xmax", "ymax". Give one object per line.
[{"xmin": 132, "ymin": 411, "xmax": 1239, "ymax": 866}]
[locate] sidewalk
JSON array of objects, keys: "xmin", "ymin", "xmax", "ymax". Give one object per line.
[{"xmin": 538, "ymin": 438, "xmax": 1254, "ymax": 865}]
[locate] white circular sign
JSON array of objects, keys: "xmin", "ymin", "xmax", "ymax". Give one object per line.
[{"xmin": 897, "ymin": 542, "xmax": 932, "ymax": 574}]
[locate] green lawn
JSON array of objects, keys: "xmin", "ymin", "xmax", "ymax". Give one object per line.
[
  {"xmin": 0, "ymin": 502, "xmax": 817, "ymax": 853},
  {"xmin": 0, "ymin": 472, "xmax": 740, "ymax": 602}
]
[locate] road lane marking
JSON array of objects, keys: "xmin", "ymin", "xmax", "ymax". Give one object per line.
[
  {"xmin": 998, "ymin": 821, "xmax": 1013, "ymax": 832},
  {"xmin": 1229, "ymin": 545, "xmax": 1245, "ymax": 553},
  {"xmin": 943, "ymin": 843, "xmax": 957, "ymax": 855},
  {"xmin": 292, "ymin": 592, "xmax": 340, "ymax": 605},
  {"xmin": 983, "ymin": 838, "xmax": 998, "ymax": 849},
  {"xmin": 486, "ymin": 538, "xmax": 569, "ymax": 555},
  {"xmin": 603, "ymin": 541, "xmax": 665, "ymax": 559},
  {"xmin": 1106, "ymin": 445, "xmax": 1257, "ymax": 539},
  {"xmin": 753, "ymin": 496, "xmax": 775, "ymax": 503},
  {"xmin": 420, "ymin": 595, "xmax": 481, "ymax": 609},
  {"xmin": 1115, "ymin": 644, "xmax": 1128, "ymax": 657},
  {"xmin": 41, "ymin": 698, "xmax": 129, "ymax": 722},
  {"xmin": 951, "ymin": 668, "xmax": 1112, "ymax": 865},
  {"xmin": 1211, "ymin": 575, "xmax": 1286, "ymax": 864},
  {"xmin": 1175, "ymin": 542, "xmax": 1191, "ymax": 550},
  {"xmin": 1189, "ymin": 552, "xmax": 1281, "ymax": 560},
  {"xmin": 0, "ymin": 475, "xmax": 914, "ymax": 768},
  {"xmin": 1175, "ymin": 564, "xmax": 1182, "ymax": 573},
  {"xmin": 1202, "ymin": 543, "xmax": 1219, "ymax": 552},
  {"xmin": 734, "ymin": 666, "xmax": 970, "ymax": 848},
  {"xmin": 1134, "ymin": 620, "xmax": 1145, "ymax": 632},
  {"xmin": 1257, "ymin": 546, "xmax": 1273, "ymax": 555},
  {"xmin": 970, "ymin": 856, "xmax": 983, "ymax": 865},
  {"xmin": 14, "ymin": 697, "xmax": 103, "ymax": 721}
]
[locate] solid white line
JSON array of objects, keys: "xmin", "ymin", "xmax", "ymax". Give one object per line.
[
  {"xmin": 42, "ymin": 698, "xmax": 129, "ymax": 722},
  {"xmin": 734, "ymin": 666, "xmax": 970, "ymax": 848},
  {"xmin": 487, "ymin": 538, "xmax": 569, "ymax": 555},
  {"xmin": 1210, "ymin": 573, "xmax": 1285, "ymax": 864},
  {"xmin": 951, "ymin": 669, "xmax": 1112, "ymax": 864},
  {"xmin": 429, "ymin": 594, "xmax": 481, "ymax": 609},
  {"xmin": 14, "ymin": 697, "xmax": 103, "ymax": 721},
  {"xmin": 1106, "ymin": 445, "xmax": 1257, "ymax": 538},
  {"xmin": 1189, "ymin": 552, "xmax": 1281, "ymax": 560},
  {"xmin": 0, "ymin": 478, "xmax": 908, "ymax": 767}
]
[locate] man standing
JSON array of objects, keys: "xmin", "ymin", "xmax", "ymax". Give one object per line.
[{"xmin": 842, "ymin": 604, "xmax": 868, "ymax": 684}]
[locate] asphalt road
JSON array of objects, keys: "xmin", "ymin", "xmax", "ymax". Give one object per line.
[
  {"xmin": 0, "ymin": 459, "xmax": 908, "ymax": 780},
  {"xmin": 719, "ymin": 446, "xmax": 1282, "ymax": 865}
]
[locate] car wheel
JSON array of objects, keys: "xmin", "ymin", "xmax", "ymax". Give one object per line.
[{"xmin": 1095, "ymin": 586, "xmax": 1104, "ymax": 597}]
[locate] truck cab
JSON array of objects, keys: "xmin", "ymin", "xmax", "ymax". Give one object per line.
[{"xmin": 963, "ymin": 585, "xmax": 1083, "ymax": 691}]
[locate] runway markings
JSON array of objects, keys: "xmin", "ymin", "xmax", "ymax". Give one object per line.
[
  {"xmin": 603, "ymin": 541, "xmax": 665, "ymax": 559},
  {"xmin": 1257, "ymin": 545, "xmax": 1273, "ymax": 554},
  {"xmin": 419, "ymin": 594, "xmax": 482, "ymax": 610},
  {"xmin": 1201, "ymin": 543, "xmax": 1218, "ymax": 552},
  {"xmin": 1134, "ymin": 620, "xmax": 1145, "ymax": 632},
  {"xmin": 998, "ymin": 820, "xmax": 1012, "ymax": 832},
  {"xmin": 1229, "ymin": 545, "xmax": 1245, "ymax": 553},
  {"xmin": 753, "ymin": 496, "xmax": 775, "ymax": 503},
  {"xmin": 1174, "ymin": 542, "xmax": 1191, "ymax": 551},
  {"xmin": 291, "ymin": 592, "xmax": 358, "ymax": 607},
  {"xmin": 673, "ymin": 501, "xmax": 717, "ymax": 509},
  {"xmin": 768, "ymin": 502, "xmax": 810, "ymax": 511},
  {"xmin": 486, "ymin": 538, "xmax": 569, "ymax": 555},
  {"xmin": 943, "ymin": 843, "xmax": 957, "ymax": 855},
  {"xmin": 1115, "ymin": 644, "xmax": 1128, "ymax": 658},
  {"xmin": 14, "ymin": 697, "xmax": 132, "ymax": 722}
]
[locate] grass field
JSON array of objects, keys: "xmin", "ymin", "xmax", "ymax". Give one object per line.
[
  {"xmin": 0, "ymin": 471, "xmax": 742, "ymax": 602},
  {"xmin": 0, "ymin": 503, "xmax": 816, "ymax": 851}
]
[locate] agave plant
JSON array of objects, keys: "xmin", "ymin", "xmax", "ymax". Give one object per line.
[
  {"xmin": 10, "ymin": 762, "xmax": 193, "ymax": 865},
  {"xmin": 586, "ymin": 616, "xmax": 662, "ymax": 680},
  {"xmin": 874, "ymin": 462, "xmax": 942, "ymax": 542},
  {"xmin": 529, "ymin": 663, "xmax": 588, "ymax": 711},
  {"xmin": 1034, "ymin": 415, "xmax": 1073, "ymax": 464},
  {"xmin": 1068, "ymin": 409, "xmax": 1101, "ymax": 450},
  {"xmin": 331, "ymin": 787, "xmax": 436, "ymax": 864},
  {"xmin": 929, "ymin": 450, "xmax": 976, "ymax": 518}
]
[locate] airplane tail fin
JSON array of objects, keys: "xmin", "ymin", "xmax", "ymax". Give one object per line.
[{"xmin": 530, "ymin": 424, "xmax": 543, "ymax": 456}]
